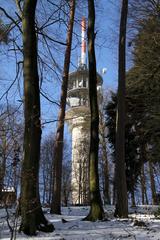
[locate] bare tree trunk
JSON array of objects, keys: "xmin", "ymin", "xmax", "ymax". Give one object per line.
[
  {"xmin": 103, "ymin": 159, "xmax": 111, "ymax": 205},
  {"xmin": 0, "ymin": 157, "xmax": 6, "ymax": 202},
  {"xmin": 13, "ymin": 143, "xmax": 19, "ymax": 198},
  {"xmin": 99, "ymin": 112, "xmax": 111, "ymax": 205},
  {"xmin": 112, "ymin": 177, "xmax": 116, "ymax": 205},
  {"xmin": 140, "ymin": 163, "xmax": 148, "ymax": 205},
  {"xmin": 130, "ymin": 189, "xmax": 136, "ymax": 207},
  {"xmin": 114, "ymin": 0, "xmax": 128, "ymax": 218},
  {"xmin": 148, "ymin": 160, "xmax": 157, "ymax": 205},
  {"xmin": 20, "ymin": 0, "xmax": 54, "ymax": 235},
  {"xmin": 85, "ymin": 0, "xmax": 104, "ymax": 221},
  {"xmin": 0, "ymin": 135, "xmax": 6, "ymax": 202},
  {"xmin": 0, "ymin": 24, "xmax": 9, "ymax": 202},
  {"xmin": 50, "ymin": 0, "xmax": 76, "ymax": 214},
  {"xmin": 48, "ymin": 165, "xmax": 53, "ymax": 205}
]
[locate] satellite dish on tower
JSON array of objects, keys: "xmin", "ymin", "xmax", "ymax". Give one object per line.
[{"xmin": 101, "ymin": 68, "xmax": 107, "ymax": 74}]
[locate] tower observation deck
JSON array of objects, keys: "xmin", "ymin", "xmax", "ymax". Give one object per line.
[{"xmin": 65, "ymin": 17, "xmax": 103, "ymax": 205}]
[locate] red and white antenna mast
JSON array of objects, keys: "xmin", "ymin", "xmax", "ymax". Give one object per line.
[{"xmin": 81, "ymin": 17, "xmax": 86, "ymax": 66}]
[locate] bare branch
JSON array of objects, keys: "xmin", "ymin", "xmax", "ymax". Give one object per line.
[
  {"xmin": 0, "ymin": 62, "xmax": 22, "ymax": 101},
  {"xmin": 0, "ymin": 7, "xmax": 22, "ymax": 33},
  {"xmin": 40, "ymin": 91, "xmax": 60, "ymax": 107}
]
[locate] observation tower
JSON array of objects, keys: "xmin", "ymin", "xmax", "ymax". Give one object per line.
[{"xmin": 66, "ymin": 17, "xmax": 103, "ymax": 205}]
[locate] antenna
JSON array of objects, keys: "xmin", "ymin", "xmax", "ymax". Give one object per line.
[{"xmin": 81, "ymin": 17, "xmax": 86, "ymax": 66}]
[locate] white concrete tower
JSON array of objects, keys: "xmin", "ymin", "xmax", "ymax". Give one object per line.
[{"xmin": 66, "ymin": 17, "xmax": 103, "ymax": 205}]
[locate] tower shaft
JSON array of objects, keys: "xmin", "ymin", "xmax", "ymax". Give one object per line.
[{"xmin": 71, "ymin": 124, "xmax": 90, "ymax": 205}]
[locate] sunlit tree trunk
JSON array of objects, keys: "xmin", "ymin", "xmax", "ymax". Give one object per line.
[
  {"xmin": 114, "ymin": 0, "xmax": 128, "ymax": 218},
  {"xmin": 50, "ymin": 0, "xmax": 76, "ymax": 214},
  {"xmin": 20, "ymin": 0, "xmax": 54, "ymax": 235},
  {"xmin": 85, "ymin": 0, "xmax": 104, "ymax": 221}
]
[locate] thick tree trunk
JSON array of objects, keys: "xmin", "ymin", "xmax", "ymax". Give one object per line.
[
  {"xmin": 148, "ymin": 160, "xmax": 157, "ymax": 205},
  {"xmin": 114, "ymin": 0, "xmax": 128, "ymax": 218},
  {"xmin": 20, "ymin": 0, "xmax": 54, "ymax": 235},
  {"xmin": 85, "ymin": 0, "xmax": 104, "ymax": 221},
  {"xmin": 50, "ymin": 0, "xmax": 75, "ymax": 214}
]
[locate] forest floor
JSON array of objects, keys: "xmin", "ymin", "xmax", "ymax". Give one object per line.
[{"xmin": 0, "ymin": 205, "xmax": 160, "ymax": 239}]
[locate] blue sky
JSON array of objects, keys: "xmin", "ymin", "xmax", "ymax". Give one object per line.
[
  {"xmin": 94, "ymin": 0, "xmax": 120, "ymax": 92},
  {"xmin": 0, "ymin": 0, "xmax": 121, "ymax": 137}
]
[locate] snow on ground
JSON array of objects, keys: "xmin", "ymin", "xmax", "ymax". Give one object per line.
[{"xmin": 0, "ymin": 205, "xmax": 160, "ymax": 240}]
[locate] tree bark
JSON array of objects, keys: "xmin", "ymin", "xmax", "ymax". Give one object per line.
[
  {"xmin": 114, "ymin": 0, "xmax": 128, "ymax": 218},
  {"xmin": 50, "ymin": 0, "xmax": 76, "ymax": 214},
  {"xmin": 130, "ymin": 189, "xmax": 136, "ymax": 207},
  {"xmin": 85, "ymin": 0, "xmax": 104, "ymax": 221},
  {"xmin": 20, "ymin": 0, "xmax": 54, "ymax": 235},
  {"xmin": 148, "ymin": 160, "xmax": 157, "ymax": 205},
  {"xmin": 140, "ymin": 163, "xmax": 148, "ymax": 205},
  {"xmin": 0, "ymin": 133, "xmax": 6, "ymax": 202},
  {"xmin": 99, "ymin": 111, "xmax": 111, "ymax": 205}
]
